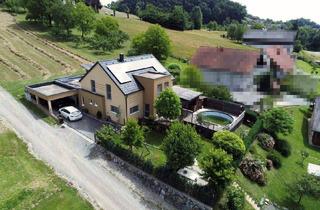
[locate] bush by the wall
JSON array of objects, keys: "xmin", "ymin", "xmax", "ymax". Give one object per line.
[
  {"xmin": 274, "ymin": 139, "xmax": 291, "ymax": 157},
  {"xmin": 226, "ymin": 185, "xmax": 245, "ymax": 210},
  {"xmin": 98, "ymin": 132, "xmax": 216, "ymax": 206},
  {"xmin": 244, "ymin": 119, "xmax": 263, "ymax": 149},
  {"xmin": 243, "ymin": 109, "xmax": 258, "ymax": 126},
  {"xmin": 267, "ymin": 151, "xmax": 282, "ymax": 169}
]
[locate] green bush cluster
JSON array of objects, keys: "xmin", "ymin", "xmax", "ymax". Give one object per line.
[
  {"xmin": 226, "ymin": 185, "xmax": 245, "ymax": 210},
  {"xmin": 267, "ymin": 151, "xmax": 282, "ymax": 169},
  {"xmin": 244, "ymin": 119, "xmax": 263, "ymax": 148},
  {"xmin": 274, "ymin": 139, "xmax": 291, "ymax": 157},
  {"xmin": 96, "ymin": 125, "xmax": 215, "ymax": 205}
]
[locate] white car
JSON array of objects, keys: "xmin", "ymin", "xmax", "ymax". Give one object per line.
[{"xmin": 58, "ymin": 106, "xmax": 83, "ymax": 121}]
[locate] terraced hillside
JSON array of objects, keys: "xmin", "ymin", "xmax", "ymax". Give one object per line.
[{"xmin": 0, "ymin": 12, "xmax": 89, "ymax": 82}]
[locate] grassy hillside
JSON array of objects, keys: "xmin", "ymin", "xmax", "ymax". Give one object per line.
[
  {"xmin": 0, "ymin": 126, "xmax": 93, "ymax": 210},
  {"xmin": 13, "ymin": 10, "xmax": 254, "ymax": 65}
]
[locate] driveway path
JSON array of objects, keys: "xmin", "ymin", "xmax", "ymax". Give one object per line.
[{"xmin": 0, "ymin": 87, "xmax": 172, "ymax": 210}]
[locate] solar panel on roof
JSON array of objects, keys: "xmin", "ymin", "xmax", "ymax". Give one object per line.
[{"xmin": 107, "ymin": 58, "xmax": 167, "ymax": 84}]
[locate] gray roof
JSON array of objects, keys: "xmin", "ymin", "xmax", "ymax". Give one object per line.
[
  {"xmin": 312, "ymin": 97, "xmax": 320, "ymax": 132},
  {"xmin": 243, "ymin": 30, "xmax": 296, "ymax": 43},
  {"xmin": 55, "ymin": 75, "xmax": 83, "ymax": 89},
  {"xmin": 83, "ymin": 55, "xmax": 172, "ymax": 95},
  {"xmin": 172, "ymin": 86, "xmax": 202, "ymax": 101}
]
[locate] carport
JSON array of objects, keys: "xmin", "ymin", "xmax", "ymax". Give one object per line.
[{"xmin": 26, "ymin": 82, "xmax": 78, "ymax": 114}]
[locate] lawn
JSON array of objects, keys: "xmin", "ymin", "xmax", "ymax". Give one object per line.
[
  {"xmin": 296, "ymin": 59, "xmax": 320, "ymax": 75},
  {"xmin": 0, "ymin": 128, "xmax": 93, "ymax": 210},
  {"xmin": 236, "ymin": 106, "xmax": 320, "ymax": 210},
  {"xmin": 14, "ymin": 10, "xmax": 254, "ymax": 63}
]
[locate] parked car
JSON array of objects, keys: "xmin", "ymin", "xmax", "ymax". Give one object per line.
[{"xmin": 58, "ymin": 106, "xmax": 83, "ymax": 122}]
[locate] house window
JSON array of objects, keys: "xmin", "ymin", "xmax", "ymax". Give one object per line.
[
  {"xmin": 91, "ymin": 80, "xmax": 96, "ymax": 93},
  {"xmin": 106, "ymin": 84, "xmax": 112, "ymax": 100},
  {"xmin": 144, "ymin": 104, "xmax": 150, "ymax": 117},
  {"xmin": 157, "ymin": 84, "xmax": 163, "ymax": 96},
  {"xmin": 164, "ymin": 82, "xmax": 169, "ymax": 89},
  {"xmin": 130, "ymin": 105, "xmax": 139, "ymax": 115},
  {"xmin": 111, "ymin": 105, "xmax": 119, "ymax": 114}
]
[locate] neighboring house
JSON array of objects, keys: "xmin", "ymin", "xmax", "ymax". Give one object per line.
[
  {"xmin": 26, "ymin": 54, "xmax": 173, "ymax": 125},
  {"xmin": 243, "ymin": 30, "xmax": 297, "ymax": 53},
  {"xmin": 191, "ymin": 46, "xmax": 295, "ymax": 92},
  {"xmin": 309, "ymin": 97, "xmax": 320, "ymax": 147}
]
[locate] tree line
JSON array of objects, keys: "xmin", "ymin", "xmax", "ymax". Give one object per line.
[{"xmin": 115, "ymin": 0, "xmax": 247, "ymax": 31}]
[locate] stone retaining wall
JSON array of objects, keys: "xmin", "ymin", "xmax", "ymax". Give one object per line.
[{"xmin": 104, "ymin": 150, "xmax": 212, "ymax": 210}]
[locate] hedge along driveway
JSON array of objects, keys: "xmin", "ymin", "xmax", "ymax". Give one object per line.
[{"xmin": 236, "ymin": 107, "xmax": 320, "ymax": 210}]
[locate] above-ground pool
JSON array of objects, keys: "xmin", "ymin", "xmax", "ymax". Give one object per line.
[{"xmin": 197, "ymin": 110, "xmax": 234, "ymax": 126}]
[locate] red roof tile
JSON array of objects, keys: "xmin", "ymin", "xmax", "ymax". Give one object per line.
[{"xmin": 191, "ymin": 47, "xmax": 260, "ymax": 74}]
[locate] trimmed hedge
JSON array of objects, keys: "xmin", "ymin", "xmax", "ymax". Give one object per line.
[
  {"xmin": 274, "ymin": 139, "xmax": 291, "ymax": 157},
  {"xmin": 267, "ymin": 151, "xmax": 282, "ymax": 169},
  {"xmin": 98, "ymin": 134, "xmax": 216, "ymax": 206},
  {"xmin": 244, "ymin": 119, "xmax": 263, "ymax": 149}
]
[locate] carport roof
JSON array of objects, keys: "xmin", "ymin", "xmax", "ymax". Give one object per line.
[{"xmin": 32, "ymin": 84, "xmax": 72, "ymax": 96}]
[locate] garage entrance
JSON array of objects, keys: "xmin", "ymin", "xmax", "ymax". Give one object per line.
[{"xmin": 25, "ymin": 82, "xmax": 78, "ymax": 115}]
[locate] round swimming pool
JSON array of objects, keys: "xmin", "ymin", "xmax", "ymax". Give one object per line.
[{"xmin": 197, "ymin": 110, "xmax": 234, "ymax": 126}]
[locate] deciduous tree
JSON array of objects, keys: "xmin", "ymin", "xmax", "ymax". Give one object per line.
[
  {"xmin": 129, "ymin": 25, "xmax": 171, "ymax": 61},
  {"xmin": 288, "ymin": 174, "xmax": 320, "ymax": 204},
  {"xmin": 261, "ymin": 108, "xmax": 294, "ymax": 136},
  {"xmin": 121, "ymin": 118, "xmax": 145, "ymax": 151},
  {"xmin": 154, "ymin": 88, "xmax": 182, "ymax": 120},
  {"xmin": 162, "ymin": 122, "xmax": 201, "ymax": 170},
  {"xmin": 73, "ymin": 2, "xmax": 96, "ymax": 39},
  {"xmin": 200, "ymin": 148, "xmax": 235, "ymax": 186}
]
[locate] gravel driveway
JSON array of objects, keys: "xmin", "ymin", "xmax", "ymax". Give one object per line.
[{"xmin": 0, "ymin": 87, "xmax": 173, "ymax": 210}]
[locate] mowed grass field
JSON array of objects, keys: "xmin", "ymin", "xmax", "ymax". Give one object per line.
[
  {"xmin": 236, "ymin": 107, "xmax": 320, "ymax": 210},
  {"xmin": 14, "ymin": 8, "xmax": 254, "ymax": 63},
  {"xmin": 0, "ymin": 124, "xmax": 93, "ymax": 210},
  {"xmin": 0, "ymin": 11, "xmax": 83, "ymax": 82}
]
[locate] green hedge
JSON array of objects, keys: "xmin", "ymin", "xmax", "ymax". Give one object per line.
[
  {"xmin": 244, "ymin": 119, "xmax": 263, "ymax": 149},
  {"xmin": 98, "ymin": 134, "xmax": 215, "ymax": 206}
]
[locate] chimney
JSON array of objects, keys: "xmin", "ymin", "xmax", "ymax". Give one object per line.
[{"xmin": 119, "ymin": 53, "xmax": 125, "ymax": 62}]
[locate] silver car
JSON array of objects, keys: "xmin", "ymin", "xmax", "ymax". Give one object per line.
[{"xmin": 58, "ymin": 106, "xmax": 83, "ymax": 121}]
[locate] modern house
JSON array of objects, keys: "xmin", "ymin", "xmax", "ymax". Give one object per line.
[
  {"xmin": 243, "ymin": 30, "xmax": 297, "ymax": 53},
  {"xmin": 25, "ymin": 54, "xmax": 173, "ymax": 124},
  {"xmin": 191, "ymin": 46, "xmax": 295, "ymax": 92}
]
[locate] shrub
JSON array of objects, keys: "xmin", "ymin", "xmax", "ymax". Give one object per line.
[
  {"xmin": 212, "ymin": 131, "xmax": 245, "ymax": 160},
  {"xmin": 240, "ymin": 157, "xmax": 266, "ymax": 186},
  {"xmin": 267, "ymin": 151, "xmax": 282, "ymax": 169},
  {"xmin": 226, "ymin": 185, "xmax": 245, "ymax": 210},
  {"xmin": 167, "ymin": 63, "xmax": 181, "ymax": 70},
  {"xmin": 261, "ymin": 108, "xmax": 294, "ymax": 136},
  {"xmin": 274, "ymin": 139, "xmax": 291, "ymax": 157},
  {"xmin": 256, "ymin": 133, "xmax": 275, "ymax": 151},
  {"xmin": 243, "ymin": 119, "xmax": 263, "ymax": 149}
]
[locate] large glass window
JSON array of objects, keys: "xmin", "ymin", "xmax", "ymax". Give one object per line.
[
  {"xmin": 106, "ymin": 84, "xmax": 112, "ymax": 100},
  {"xmin": 91, "ymin": 80, "xmax": 96, "ymax": 92},
  {"xmin": 111, "ymin": 105, "xmax": 119, "ymax": 114},
  {"xmin": 157, "ymin": 84, "xmax": 163, "ymax": 96},
  {"xmin": 129, "ymin": 105, "xmax": 139, "ymax": 114}
]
